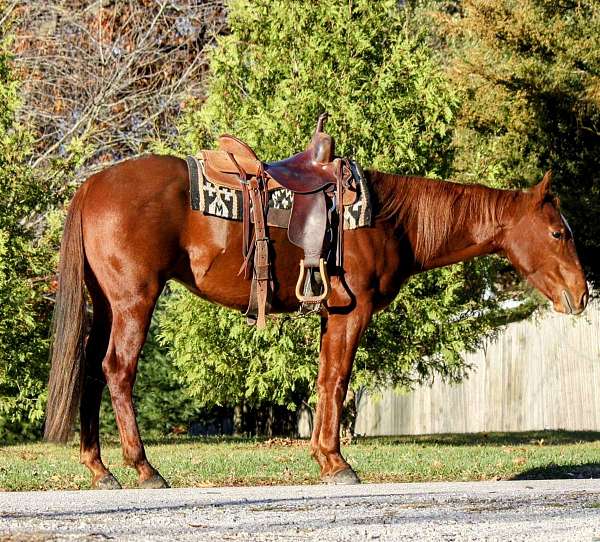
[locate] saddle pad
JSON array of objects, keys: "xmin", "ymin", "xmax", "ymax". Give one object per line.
[{"xmin": 186, "ymin": 156, "xmax": 372, "ymax": 230}]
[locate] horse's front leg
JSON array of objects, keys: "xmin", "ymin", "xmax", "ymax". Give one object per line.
[{"xmin": 311, "ymin": 307, "xmax": 372, "ymax": 484}]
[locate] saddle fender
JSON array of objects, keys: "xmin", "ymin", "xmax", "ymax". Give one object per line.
[{"xmin": 288, "ymin": 191, "xmax": 327, "ymax": 268}]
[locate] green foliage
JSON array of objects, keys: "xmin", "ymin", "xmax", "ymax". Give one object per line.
[
  {"xmin": 437, "ymin": 0, "xmax": 600, "ymax": 283},
  {"xmin": 161, "ymin": 0, "xmax": 499, "ymax": 412},
  {"xmin": 158, "ymin": 285, "xmax": 319, "ymax": 411},
  {"xmin": 0, "ymin": 29, "xmax": 49, "ymax": 440},
  {"xmin": 0, "ymin": 14, "xmax": 83, "ymax": 441},
  {"xmin": 356, "ymin": 261, "xmax": 498, "ymax": 389},
  {"xmin": 179, "ymin": 0, "xmax": 459, "ymax": 174}
]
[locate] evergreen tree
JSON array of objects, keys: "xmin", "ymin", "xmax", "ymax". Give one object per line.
[
  {"xmin": 0, "ymin": 17, "xmax": 59, "ymax": 440},
  {"xmin": 158, "ymin": 0, "xmax": 502, "ymax": 418},
  {"xmin": 0, "ymin": 6, "xmax": 88, "ymax": 440},
  {"xmin": 438, "ymin": 0, "xmax": 600, "ymax": 283}
]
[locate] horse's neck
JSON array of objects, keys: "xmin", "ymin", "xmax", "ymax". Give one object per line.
[
  {"xmin": 370, "ymin": 171, "xmax": 519, "ymax": 271},
  {"xmin": 421, "ymin": 230, "xmax": 499, "ymax": 270},
  {"xmin": 418, "ymin": 185, "xmax": 518, "ymax": 271}
]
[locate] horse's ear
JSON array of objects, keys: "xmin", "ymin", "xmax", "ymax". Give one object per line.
[{"xmin": 533, "ymin": 170, "xmax": 552, "ymax": 201}]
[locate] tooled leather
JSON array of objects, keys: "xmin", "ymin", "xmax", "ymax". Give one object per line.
[{"xmin": 287, "ymin": 192, "xmax": 327, "ymax": 267}]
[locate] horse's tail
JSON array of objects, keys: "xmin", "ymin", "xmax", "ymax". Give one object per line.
[{"xmin": 44, "ymin": 182, "xmax": 89, "ymax": 443}]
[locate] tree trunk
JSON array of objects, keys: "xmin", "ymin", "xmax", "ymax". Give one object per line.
[{"xmin": 233, "ymin": 402, "xmax": 243, "ymax": 436}]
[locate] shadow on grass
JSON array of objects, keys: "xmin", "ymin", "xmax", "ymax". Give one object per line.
[
  {"xmin": 138, "ymin": 430, "xmax": 600, "ymax": 448},
  {"xmin": 142, "ymin": 435, "xmax": 282, "ymax": 447},
  {"xmin": 511, "ymin": 462, "xmax": 600, "ymax": 480},
  {"xmin": 370, "ymin": 430, "xmax": 600, "ymax": 447},
  {"xmin": 3, "ymin": 430, "xmax": 598, "ymax": 451},
  {"xmin": 0, "ymin": 435, "xmax": 268, "ymax": 450}
]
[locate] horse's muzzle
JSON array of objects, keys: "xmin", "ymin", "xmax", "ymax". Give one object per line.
[{"xmin": 561, "ymin": 289, "xmax": 587, "ymax": 316}]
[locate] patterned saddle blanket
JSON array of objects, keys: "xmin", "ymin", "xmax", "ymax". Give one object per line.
[{"xmin": 186, "ymin": 156, "xmax": 372, "ymax": 231}]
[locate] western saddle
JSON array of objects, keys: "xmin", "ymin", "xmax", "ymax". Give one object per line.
[{"xmin": 198, "ymin": 113, "xmax": 353, "ymax": 328}]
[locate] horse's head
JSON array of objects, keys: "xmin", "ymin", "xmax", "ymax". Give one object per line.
[{"xmin": 500, "ymin": 171, "xmax": 588, "ymax": 315}]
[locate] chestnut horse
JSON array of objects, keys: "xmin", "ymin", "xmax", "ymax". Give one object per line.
[{"xmin": 44, "ymin": 157, "xmax": 588, "ymax": 489}]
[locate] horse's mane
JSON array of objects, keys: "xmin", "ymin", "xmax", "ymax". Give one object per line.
[{"xmin": 368, "ymin": 171, "xmax": 524, "ymax": 264}]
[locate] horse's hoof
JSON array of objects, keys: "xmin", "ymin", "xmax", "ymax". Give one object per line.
[
  {"xmin": 93, "ymin": 474, "xmax": 122, "ymax": 490},
  {"xmin": 139, "ymin": 473, "xmax": 169, "ymax": 489},
  {"xmin": 323, "ymin": 467, "xmax": 361, "ymax": 485}
]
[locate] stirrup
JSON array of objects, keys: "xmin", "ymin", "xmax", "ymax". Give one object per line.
[{"xmin": 295, "ymin": 258, "xmax": 331, "ymax": 304}]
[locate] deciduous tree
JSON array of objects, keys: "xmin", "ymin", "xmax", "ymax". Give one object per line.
[{"xmin": 12, "ymin": 0, "xmax": 226, "ymax": 174}]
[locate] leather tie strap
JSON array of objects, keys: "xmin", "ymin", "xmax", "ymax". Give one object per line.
[
  {"xmin": 229, "ymin": 152, "xmax": 253, "ymax": 280},
  {"xmin": 336, "ymin": 159, "xmax": 344, "ymax": 268},
  {"xmin": 247, "ymin": 178, "xmax": 270, "ymax": 328}
]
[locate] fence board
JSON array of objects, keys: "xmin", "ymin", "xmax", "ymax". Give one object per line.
[{"xmin": 354, "ymin": 300, "xmax": 600, "ymax": 435}]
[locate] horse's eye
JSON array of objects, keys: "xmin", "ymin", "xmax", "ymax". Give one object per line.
[{"xmin": 552, "ymin": 231, "xmax": 562, "ymax": 239}]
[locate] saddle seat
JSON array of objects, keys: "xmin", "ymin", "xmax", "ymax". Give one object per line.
[
  {"xmin": 202, "ymin": 130, "xmax": 355, "ymax": 203},
  {"xmin": 265, "ymin": 131, "xmax": 339, "ymax": 194}
]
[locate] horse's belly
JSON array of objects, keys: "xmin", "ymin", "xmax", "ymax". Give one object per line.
[{"xmin": 180, "ymin": 216, "xmax": 303, "ymax": 313}]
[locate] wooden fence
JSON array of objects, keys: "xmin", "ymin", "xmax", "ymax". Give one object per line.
[{"xmin": 353, "ymin": 299, "xmax": 600, "ymax": 435}]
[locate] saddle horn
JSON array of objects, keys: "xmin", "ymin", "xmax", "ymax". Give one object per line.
[
  {"xmin": 311, "ymin": 113, "xmax": 334, "ymax": 162},
  {"xmin": 315, "ymin": 112, "xmax": 329, "ymax": 134}
]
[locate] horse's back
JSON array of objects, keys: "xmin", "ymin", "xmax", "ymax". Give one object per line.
[{"xmin": 83, "ymin": 154, "xmax": 189, "ymax": 211}]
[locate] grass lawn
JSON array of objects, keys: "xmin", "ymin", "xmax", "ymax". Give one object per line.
[{"xmin": 1, "ymin": 431, "xmax": 599, "ymax": 491}]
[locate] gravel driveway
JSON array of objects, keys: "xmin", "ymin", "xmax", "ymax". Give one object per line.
[{"xmin": 1, "ymin": 479, "xmax": 600, "ymax": 541}]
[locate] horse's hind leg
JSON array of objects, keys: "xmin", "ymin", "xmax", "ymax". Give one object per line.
[
  {"xmin": 80, "ymin": 281, "xmax": 121, "ymax": 489},
  {"xmin": 103, "ymin": 278, "xmax": 167, "ymax": 488}
]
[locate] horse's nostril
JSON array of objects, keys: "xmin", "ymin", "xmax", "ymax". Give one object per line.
[{"xmin": 561, "ymin": 290, "xmax": 574, "ymax": 314}]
